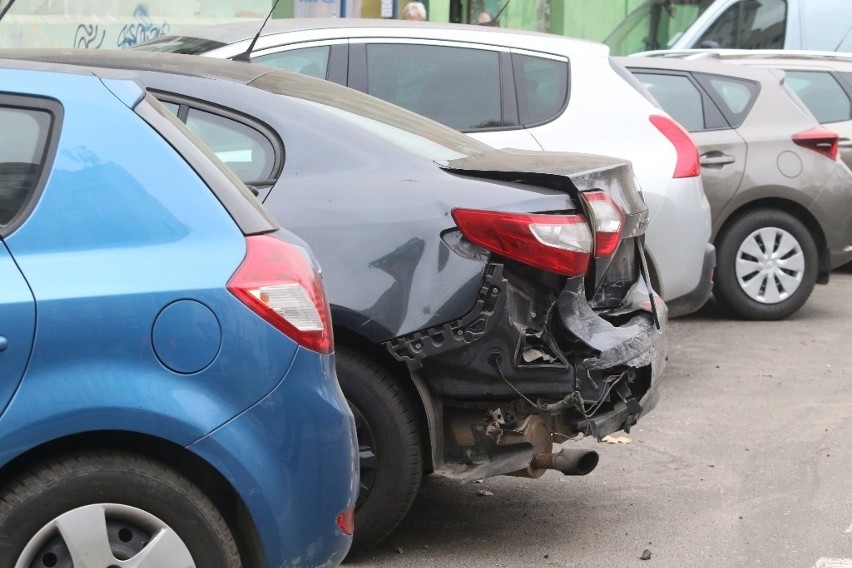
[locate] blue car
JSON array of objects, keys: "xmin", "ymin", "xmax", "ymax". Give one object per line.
[{"xmin": 0, "ymin": 60, "xmax": 357, "ymax": 567}]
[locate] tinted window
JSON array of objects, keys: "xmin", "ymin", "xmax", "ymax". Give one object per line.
[
  {"xmin": 696, "ymin": 0, "xmax": 786, "ymax": 49},
  {"xmin": 784, "ymin": 71, "xmax": 852, "ymax": 124},
  {"xmin": 185, "ymin": 109, "xmax": 276, "ymax": 182},
  {"xmin": 696, "ymin": 73, "xmax": 759, "ymax": 128},
  {"xmin": 513, "ymin": 54, "xmax": 568, "ymax": 126},
  {"xmin": 0, "ymin": 107, "xmax": 51, "ymax": 225},
  {"xmin": 365, "ymin": 44, "xmax": 501, "ymax": 131},
  {"xmin": 634, "ymin": 72, "xmax": 705, "ymax": 131},
  {"xmin": 253, "ymin": 46, "xmax": 330, "ymax": 79}
]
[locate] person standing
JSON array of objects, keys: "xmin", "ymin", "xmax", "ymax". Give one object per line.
[{"xmin": 401, "ymin": 1, "xmax": 427, "ymax": 21}]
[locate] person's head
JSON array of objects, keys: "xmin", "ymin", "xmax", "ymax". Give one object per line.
[{"xmin": 401, "ymin": 1, "xmax": 427, "ymax": 21}]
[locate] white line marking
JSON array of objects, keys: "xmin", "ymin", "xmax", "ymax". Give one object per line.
[{"xmin": 813, "ymin": 559, "xmax": 852, "ymax": 568}]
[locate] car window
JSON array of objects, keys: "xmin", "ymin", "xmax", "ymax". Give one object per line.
[
  {"xmin": 0, "ymin": 106, "xmax": 51, "ymax": 225},
  {"xmin": 696, "ymin": 0, "xmax": 786, "ymax": 49},
  {"xmin": 160, "ymin": 101, "xmax": 180, "ymax": 116},
  {"xmin": 633, "ymin": 72, "xmax": 705, "ymax": 131},
  {"xmin": 253, "ymin": 46, "xmax": 330, "ymax": 79},
  {"xmin": 364, "ymin": 43, "xmax": 502, "ymax": 131},
  {"xmin": 512, "ymin": 54, "xmax": 568, "ymax": 126},
  {"xmin": 185, "ymin": 109, "xmax": 276, "ymax": 182},
  {"xmin": 695, "ymin": 73, "xmax": 759, "ymax": 128},
  {"xmin": 784, "ymin": 71, "xmax": 852, "ymax": 124}
]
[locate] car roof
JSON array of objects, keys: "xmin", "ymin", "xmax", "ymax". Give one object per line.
[
  {"xmin": 631, "ymin": 49, "xmax": 852, "ymax": 70},
  {"xmin": 157, "ymin": 17, "xmax": 609, "ymax": 57},
  {"xmin": 0, "ymin": 48, "xmax": 273, "ymax": 84},
  {"xmin": 620, "ymin": 56, "xmax": 786, "ymax": 82}
]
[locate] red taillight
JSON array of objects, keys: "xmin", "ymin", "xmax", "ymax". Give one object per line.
[
  {"xmin": 793, "ymin": 126, "xmax": 839, "ymax": 161},
  {"xmin": 582, "ymin": 191, "xmax": 624, "ymax": 257},
  {"xmin": 452, "ymin": 192, "xmax": 623, "ymax": 276},
  {"xmin": 650, "ymin": 114, "xmax": 701, "ymax": 178},
  {"xmin": 228, "ymin": 234, "xmax": 333, "ymax": 354},
  {"xmin": 336, "ymin": 508, "xmax": 355, "ymax": 535}
]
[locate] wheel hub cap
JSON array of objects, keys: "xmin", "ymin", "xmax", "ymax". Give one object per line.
[{"xmin": 735, "ymin": 226, "xmax": 805, "ymax": 304}]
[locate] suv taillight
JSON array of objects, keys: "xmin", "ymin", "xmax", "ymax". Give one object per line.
[
  {"xmin": 650, "ymin": 114, "xmax": 700, "ymax": 178},
  {"xmin": 793, "ymin": 126, "xmax": 839, "ymax": 161},
  {"xmin": 228, "ymin": 234, "xmax": 333, "ymax": 354},
  {"xmin": 451, "ymin": 191, "xmax": 624, "ymax": 277}
]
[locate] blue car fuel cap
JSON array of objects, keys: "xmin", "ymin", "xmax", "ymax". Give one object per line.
[{"xmin": 153, "ymin": 300, "xmax": 221, "ymax": 374}]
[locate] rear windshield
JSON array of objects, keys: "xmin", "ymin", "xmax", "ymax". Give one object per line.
[
  {"xmin": 132, "ymin": 36, "xmax": 226, "ymax": 54},
  {"xmin": 249, "ymin": 72, "xmax": 492, "ymax": 162}
]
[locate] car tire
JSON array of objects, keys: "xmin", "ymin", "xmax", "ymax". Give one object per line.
[
  {"xmin": 0, "ymin": 451, "xmax": 240, "ymax": 568},
  {"xmin": 337, "ymin": 347, "xmax": 422, "ymax": 550},
  {"xmin": 714, "ymin": 209, "xmax": 817, "ymax": 320}
]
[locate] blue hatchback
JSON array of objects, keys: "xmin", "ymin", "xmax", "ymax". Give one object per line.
[{"xmin": 0, "ymin": 60, "xmax": 357, "ymax": 567}]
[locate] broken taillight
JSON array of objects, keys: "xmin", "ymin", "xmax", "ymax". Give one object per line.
[
  {"xmin": 793, "ymin": 126, "xmax": 839, "ymax": 161},
  {"xmin": 452, "ymin": 192, "xmax": 624, "ymax": 276},
  {"xmin": 228, "ymin": 234, "xmax": 333, "ymax": 354}
]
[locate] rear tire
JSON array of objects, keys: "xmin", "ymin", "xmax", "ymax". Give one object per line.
[
  {"xmin": 714, "ymin": 209, "xmax": 817, "ymax": 320},
  {"xmin": 0, "ymin": 451, "xmax": 240, "ymax": 568},
  {"xmin": 337, "ymin": 347, "xmax": 422, "ymax": 550}
]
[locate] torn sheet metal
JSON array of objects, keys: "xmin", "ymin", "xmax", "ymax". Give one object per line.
[{"xmin": 558, "ymin": 276, "xmax": 667, "ymax": 370}]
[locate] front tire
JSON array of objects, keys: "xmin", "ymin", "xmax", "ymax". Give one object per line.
[
  {"xmin": 714, "ymin": 209, "xmax": 818, "ymax": 320},
  {"xmin": 0, "ymin": 451, "xmax": 240, "ymax": 568},
  {"xmin": 337, "ymin": 347, "xmax": 423, "ymax": 550}
]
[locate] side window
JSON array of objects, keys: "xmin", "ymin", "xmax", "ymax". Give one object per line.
[
  {"xmin": 784, "ymin": 71, "xmax": 852, "ymax": 124},
  {"xmin": 252, "ymin": 45, "xmax": 330, "ymax": 79},
  {"xmin": 633, "ymin": 72, "xmax": 705, "ymax": 132},
  {"xmin": 696, "ymin": 0, "xmax": 786, "ymax": 49},
  {"xmin": 695, "ymin": 73, "xmax": 759, "ymax": 128},
  {"xmin": 185, "ymin": 109, "xmax": 277, "ymax": 183},
  {"xmin": 160, "ymin": 101, "xmax": 180, "ymax": 116},
  {"xmin": 0, "ymin": 107, "xmax": 51, "ymax": 225},
  {"xmin": 365, "ymin": 43, "xmax": 502, "ymax": 131},
  {"xmin": 512, "ymin": 54, "xmax": 568, "ymax": 126}
]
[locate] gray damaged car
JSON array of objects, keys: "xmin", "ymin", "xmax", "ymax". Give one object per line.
[{"xmin": 6, "ymin": 50, "xmax": 669, "ymax": 548}]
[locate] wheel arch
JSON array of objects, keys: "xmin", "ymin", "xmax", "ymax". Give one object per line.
[
  {"xmin": 333, "ymin": 325, "xmax": 434, "ymax": 472},
  {"xmin": 0, "ymin": 430, "xmax": 265, "ymax": 568},
  {"xmin": 713, "ymin": 197, "xmax": 830, "ymax": 281}
]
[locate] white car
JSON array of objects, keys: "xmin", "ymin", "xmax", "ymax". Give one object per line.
[{"xmin": 136, "ymin": 19, "xmax": 715, "ymax": 316}]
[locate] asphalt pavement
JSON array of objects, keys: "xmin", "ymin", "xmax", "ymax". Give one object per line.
[{"xmin": 345, "ymin": 270, "xmax": 852, "ymax": 568}]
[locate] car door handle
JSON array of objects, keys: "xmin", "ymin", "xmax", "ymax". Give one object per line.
[
  {"xmin": 0, "ymin": 337, "xmax": 7, "ymax": 352},
  {"xmin": 838, "ymin": 138, "xmax": 852, "ymax": 149},
  {"xmin": 700, "ymin": 153, "xmax": 735, "ymax": 167}
]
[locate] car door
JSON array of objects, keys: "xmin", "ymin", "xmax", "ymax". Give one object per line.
[
  {"xmin": 0, "ymin": 100, "xmax": 48, "ymax": 414},
  {"xmin": 783, "ymin": 69, "xmax": 852, "ymax": 171},
  {"xmin": 632, "ymin": 69, "xmax": 747, "ymax": 225}
]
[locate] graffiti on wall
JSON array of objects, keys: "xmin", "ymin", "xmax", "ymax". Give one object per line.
[
  {"xmin": 116, "ymin": 4, "xmax": 169, "ymax": 47},
  {"xmin": 74, "ymin": 23, "xmax": 105, "ymax": 48}
]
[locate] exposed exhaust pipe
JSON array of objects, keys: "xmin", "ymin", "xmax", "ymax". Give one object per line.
[{"xmin": 530, "ymin": 448, "xmax": 599, "ymax": 476}]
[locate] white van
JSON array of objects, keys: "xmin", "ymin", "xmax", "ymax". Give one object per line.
[{"xmin": 606, "ymin": 0, "xmax": 852, "ymax": 55}]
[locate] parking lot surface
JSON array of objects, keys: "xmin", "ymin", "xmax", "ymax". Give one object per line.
[{"xmin": 346, "ymin": 271, "xmax": 852, "ymax": 568}]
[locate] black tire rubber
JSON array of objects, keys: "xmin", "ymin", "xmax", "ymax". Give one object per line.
[
  {"xmin": 337, "ymin": 347, "xmax": 422, "ymax": 550},
  {"xmin": 0, "ymin": 451, "xmax": 240, "ymax": 568},
  {"xmin": 713, "ymin": 209, "xmax": 818, "ymax": 320}
]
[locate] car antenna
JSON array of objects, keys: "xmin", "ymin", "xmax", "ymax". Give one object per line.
[
  {"xmin": 233, "ymin": 0, "xmax": 282, "ymax": 62},
  {"xmin": 0, "ymin": 0, "xmax": 19, "ymax": 22},
  {"xmin": 492, "ymin": 0, "xmax": 511, "ymax": 23}
]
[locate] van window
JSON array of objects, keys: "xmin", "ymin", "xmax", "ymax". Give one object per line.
[
  {"xmin": 695, "ymin": 0, "xmax": 786, "ymax": 49},
  {"xmin": 364, "ymin": 44, "xmax": 502, "ymax": 131},
  {"xmin": 512, "ymin": 54, "xmax": 568, "ymax": 126},
  {"xmin": 784, "ymin": 71, "xmax": 852, "ymax": 124},
  {"xmin": 0, "ymin": 107, "xmax": 51, "ymax": 225},
  {"xmin": 604, "ymin": 0, "xmax": 709, "ymax": 55}
]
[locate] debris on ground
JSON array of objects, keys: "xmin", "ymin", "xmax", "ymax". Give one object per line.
[
  {"xmin": 602, "ymin": 435, "xmax": 632, "ymax": 444},
  {"xmin": 640, "ymin": 549, "xmax": 652, "ymax": 560},
  {"xmin": 477, "ymin": 489, "xmax": 494, "ymax": 497}
]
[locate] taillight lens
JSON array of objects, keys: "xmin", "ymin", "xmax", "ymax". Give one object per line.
[
  {"xmin": 228, "ymin": 234, "xmax": 333, "ymax": 354},
  {"xmin": 452, "ymin": 192, "xmax": 624, "ymax": 276},
  {"xmin": 650, "ymin": 114, "xmax": 701, "ymax": 178},
  {"xmin": 582, "ymin": 190, "xmax": 625, "ymax": 257},
  {"xmin": 793, "ymin": 126, "xmax": 839, "ymax": 161},
  {"xmin": 336, "ymin": 508, "xmax": 355, "ymax": 535}
]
